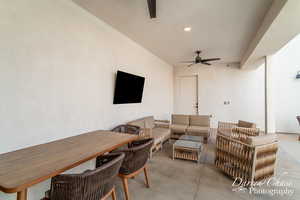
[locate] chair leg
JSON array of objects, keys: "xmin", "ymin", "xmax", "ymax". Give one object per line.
[
  {"xmin": 204, "ymin": 137, "xmax": 208, "ymax": 144},
  {"xmin": 143, "ymin": 166, "xmax": 150, "ymax": 188},
  {"xmin": 111, "ymin": 187, "xmax": 117, "ymax": 200},
  {"xmin": 150, "ymin": 148, "xmax": 153, "ymax": 159},
  {"xmin": 121, "ymin": 177, "xmax": 130, "ymax": 200},
  {"xmin": 101, "ymin": 187, "xmax": 116, "ymax": 200},
  {"xmin": 17, "ymin": 189, "xmax": 27, "ymax": 200}
]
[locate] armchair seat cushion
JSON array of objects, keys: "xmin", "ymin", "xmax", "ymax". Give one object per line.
[
  {"xmin": 186, "ymin": 126, "xmax": 210, "ymax": 135},
  {"xmin": 152, "ymin": 127, "xmax": 170, "ymax": 142},
  {"xmin": 246, "ymin": 134, "xmax": 277, "ymax": 146},
  {"xmin": 170, "ymin": 124, "xmax": 188, "ymax": 133}
]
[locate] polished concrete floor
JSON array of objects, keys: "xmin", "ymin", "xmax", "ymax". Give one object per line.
[{"xmin": 114, "ymin": 132, "xmax": 300, "ymax": 200}]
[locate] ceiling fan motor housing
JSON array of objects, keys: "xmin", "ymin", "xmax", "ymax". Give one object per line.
[{"xmin": 195, "ymin": 50, "xmax": 202, "ymax": 63}]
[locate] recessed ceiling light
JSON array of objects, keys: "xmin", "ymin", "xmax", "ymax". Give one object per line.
[{"xmin": 184, "ymin": 27, "xmax": 192, "ymax": 32}]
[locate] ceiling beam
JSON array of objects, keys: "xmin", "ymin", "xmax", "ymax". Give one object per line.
[
  {"xmin": 147, "ymin": 0, "xmax": 156, "ymax": 18},
  {"xmin": 240, "ymin": 0, "xmax": 300, "ymax": 69}
]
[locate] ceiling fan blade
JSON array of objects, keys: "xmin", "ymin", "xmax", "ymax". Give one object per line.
[
  {"xmin": 180, "ymin": 61, "xmax": 195, "ymax": 63},
  {"xmin": 187, "ymin": 63, "xmax": 195, "ymax": 67},
  {"xmin": 201, "ymin": 62, "xmax": 211, "ymax": 65},
  {"xmin": 201, "ymin": 58, "xmax": 221, "ymax": 62}
]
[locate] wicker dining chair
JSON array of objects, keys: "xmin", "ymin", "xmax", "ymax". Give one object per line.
[
  {"xmin": 42, "ymin": 153, "xmax": 125, "ymax": 200},
  {"xmin": 111, "ymin": 124, "xmax": 140, "ymax": 135},
  {"xmin": 115, "ymin": 138, "xmax": 154, "ymax": 200},
  {"xmin": 111, "ymin": 124, "xmax": 141, "ymax": 151}
]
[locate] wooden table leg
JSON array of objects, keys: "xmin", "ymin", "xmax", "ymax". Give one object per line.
[{"xmin": 17, "ymin": 189, "xmax": 27, "ymax": 200}]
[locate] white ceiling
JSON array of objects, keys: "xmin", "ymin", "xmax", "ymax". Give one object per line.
[
  {"xmin": 241, "ymin": 0, "xmax": 300, "ymax": 68},
  {"xmin": 73, "ymin": 0, "xmax": 273, "ymax": 66}
]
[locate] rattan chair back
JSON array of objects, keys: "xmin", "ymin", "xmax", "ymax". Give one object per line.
[
  {"xmin": 111, "ymin": 124, "xmax": 140, "ymax": 135},
  {"xmin": 118, "ymin": 138, "xmax": 154, "ymax": 175},
  {"xmin": 49, "ymin": 153, "xmax": 124, "ymax": 200}
]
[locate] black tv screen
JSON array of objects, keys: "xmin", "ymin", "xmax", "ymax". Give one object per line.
[{"xmin": 113, "ymin": 71, "xmax": 145, "ymax": 104}]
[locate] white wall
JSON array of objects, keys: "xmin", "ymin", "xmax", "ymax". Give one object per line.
[
  {"xmin": 0, "ymin": 0, "xmax": 173, "ymax": 199},
  {"xmin": 174, "ymin": 64, "xmax": 265, "ymax": 129},
  {"xmin": 174, "ymin": 32, "xmax": 300, "ymax": 134},
  {"xmin": 272, "ymin": 34, "xmax": 300, "ymax": 133}
]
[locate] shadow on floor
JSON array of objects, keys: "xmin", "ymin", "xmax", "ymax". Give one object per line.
[{"xmin": 114, "ymin": 133, "xmax": 300, "ymax": 200}]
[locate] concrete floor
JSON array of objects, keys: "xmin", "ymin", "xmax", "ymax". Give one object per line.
[{"xmin": 114, "ymin": 132, "xmax": 300, "ymax": 200}]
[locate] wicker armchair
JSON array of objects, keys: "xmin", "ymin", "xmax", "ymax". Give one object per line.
[
  {"xmin": 43, "ymin": 153, "xmax": 124, "ymax": 200},
  {"xmin": 115, "ymin": 138, "xmax": 154, "ymax": 200},
  {"xmin": 215, "ymin": 123, "xmax": 278, "ymax": 183}
]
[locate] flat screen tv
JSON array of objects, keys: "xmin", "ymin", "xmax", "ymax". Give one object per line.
[{"xmin": 113, "ymin": 71, "xmax": 145, "ymax": 104}]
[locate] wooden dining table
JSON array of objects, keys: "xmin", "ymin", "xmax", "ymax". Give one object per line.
[{"xmin": 0, "ymin": 130, "xmax": 138, "ymax": 200}]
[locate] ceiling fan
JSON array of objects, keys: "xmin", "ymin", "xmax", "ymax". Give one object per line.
[{"xmin": 181, "ymin": 51, "xmax": 221, "ymax": 67}]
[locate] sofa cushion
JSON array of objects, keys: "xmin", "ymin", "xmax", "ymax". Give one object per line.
[
  {"xmin": 189, "ymin": 115, "xmax": 210, "ymax": 126},
  {"xmin": 172, "ymin": 114, "xmax": 189, "ymax": 125},
  {"xmin": 238, "ymin": 120, "xmax": 256, "ymax": 128},
  {"xmin": 245, "ymin": 134, "xmax": 277, "ymax": 146},
  {"xmin": 155, "ymin": 120, "xmax": 170, "ymax": 128},
  {"xmin": 144, "ymin": 116, "xmax": 155, "ymax": 129},
  {"xmin": 127, "ymin": 119, "xmax": 145, "ymax": 129},
  {"xmin": 152, "ymin": 127, "xmax": 170, "ymax": 142},
  {"xmin": 186, "ymin": 126, "xmax": 210, "ymax": 135},
  {"xmin": 152, "ymin": 127, "xmax": 170, "ymax": 137},
  {"xmin": 170, "ymin": 124, "xmax": 188, "ymax": 133}
]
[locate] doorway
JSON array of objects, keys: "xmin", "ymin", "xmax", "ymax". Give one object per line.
[{"xmin": 175, "ymin": 75, "xmax": 198, "ymax": 115}]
